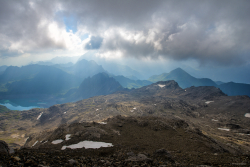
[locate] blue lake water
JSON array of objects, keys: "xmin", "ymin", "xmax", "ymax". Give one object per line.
[{"xmin": 0, "ymin": 99, "xmax": 46, "ymax": 111}]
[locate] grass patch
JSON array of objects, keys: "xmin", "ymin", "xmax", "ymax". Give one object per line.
[{"xmin": 0, "ymin": 105, "xmax": 10, "ymax": 113}]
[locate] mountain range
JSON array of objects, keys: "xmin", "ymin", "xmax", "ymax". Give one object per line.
[
  {"xmin": 149, "ymin": 68, "xmax": 217, "ymax": 88},
  {"xmin": 0, "ymin": 65, "xmax": 82, "ymax": 96},
  {"xmin": 149, "ymin": 67, "xmax": 250, "ymax": 97},
  {"xmin": 0, "ymin": 58, "xmax": 250, "ymax": 105}
]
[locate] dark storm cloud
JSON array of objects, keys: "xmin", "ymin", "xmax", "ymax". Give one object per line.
[
  {"xmin": 60, "ymin": 0, "xmax": 250, "ymax": 65},
  {"xmin": 1, "ymin": 0, "xmax": 250, "ymax": 66},
  {"xmin": 85, "ymin": 36, "xmax": 103, "ymax": 50}
]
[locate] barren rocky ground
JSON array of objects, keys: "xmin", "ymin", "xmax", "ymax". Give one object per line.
[{"xmin": 1, "ymin": 81, "xmax": 250, "ymax": 166}]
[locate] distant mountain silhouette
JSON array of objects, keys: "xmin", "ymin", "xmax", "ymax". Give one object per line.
[
  {"xmin": 0, "ymin": 66, "xmax": 8, "ymax": 72},
  {"xmin": 112, "ymin": 75, "xmax": 152, "ymax": 89},
  {"xmin": 78, "ymin": 53, "xmax": 143, "ymax": 79},
  {"xmin": 0, "ymin": 65, "xmax": 82, "ymax": 95},
  {"xmin": 218, "ymin": 82, "xmax": 250, "ymax": 97},
  {"xmin": 149, "ymin": 68, "xmax": 217, "ymax": 89},
  {"xmin": 215, "ymin": 81, "xmax": 225, "ymax": 85},
  {"xmin": 32, "ymin": 56, "xmax": 80, "ymax": 65},
  {"xmin": 65, "ymin": 73, "xmax": 123, "ymax": 101},
  {"xmin": 57, "ymin": 59, "xmax": 106, "ymax": 79}
]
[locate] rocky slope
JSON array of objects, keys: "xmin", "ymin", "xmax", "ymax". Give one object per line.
[{"xmin": 1, "ymin": 80, "xmax": 250, "ymax": 166}]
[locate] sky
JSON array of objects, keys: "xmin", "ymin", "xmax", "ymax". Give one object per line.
[{"xmin": 0, "ymin": 0, "xmax": 250, "ymax": 83}]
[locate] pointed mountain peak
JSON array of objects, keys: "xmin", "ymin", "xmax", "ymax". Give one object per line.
[{"xmin": 170, "ymin": 68, "xmax": 190, "ymax": 75}]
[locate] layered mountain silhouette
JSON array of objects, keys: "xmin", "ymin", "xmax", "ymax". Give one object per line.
[
  {"xmin": 149, "ymin": 68, "xmax": 250, "ymax": 97},
  {"xmin": 112, "ymin": 75, "xmax": 152, "ymax": 89},
  {"xmin": 78, "ymin": 53, "xmax": 143, "ymax": 79},
  {"xmin": 0, "ymin": 65, "xmax": 82, "ymax": 95},
  {"xmin": 218, "ymin": 82, "xmax": 250, "ymax": 96},
  {"xmin": 149, "ymin": 68, "xmax": 217, "ymax": 89},
  {"xmin": 59, "ymin": 59, "xmax": 106, "ymax": 79},
  {"xmin": 64, "ymin": 73, "xmax": 123, "ymax": 101}
]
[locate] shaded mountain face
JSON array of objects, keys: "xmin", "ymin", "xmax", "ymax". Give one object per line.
[
  {"xmin": 0, "ymin": 65, "xmax": 46, "ymax": 84},
  {"xmin": 215, "ymin": 81, "xmax": 225, "ymax": 85},
  {"xmin": 0, "ymin": 66, "xmax": 8, "ymax": 73},
  {"xmin": 218, "ymin": 82, "xmax": 250, "ymax": 97},
  {"xmin": 67, "ymin": 73, "xmax": 123, "ymax": 100},
  {"xmin": 0, "ymin": 65, "xmax": 82, "ymax": 95},
  {"xmin": 148, "ymin": 68, "xmax": 217, "ymax": 89}
]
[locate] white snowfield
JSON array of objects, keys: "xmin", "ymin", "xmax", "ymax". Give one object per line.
[
  {"xmin": 158, "ymin": 84, "xmax": 166, "ymax": 88},
  {"xmin": 61, "ymin": 141, "xmax": 113, "ymax": 150}
]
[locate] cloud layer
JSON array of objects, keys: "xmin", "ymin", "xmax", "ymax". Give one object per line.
[{"xmin": 0, "ymin": 0, "xmax": 250, "ymax": 66}]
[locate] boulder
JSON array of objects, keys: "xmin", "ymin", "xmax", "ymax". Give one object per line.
[{"xmin": 0, "ymin": 140, "xmax": 9, "ymax": 155}]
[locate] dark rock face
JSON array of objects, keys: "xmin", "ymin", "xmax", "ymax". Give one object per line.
[{"xmin": 0, "ymin": 140, "xmax": 9, "ymax": 155}]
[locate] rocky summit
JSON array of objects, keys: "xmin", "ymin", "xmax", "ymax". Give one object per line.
[{"xmin": 1, "ymin": 81, "xmax": 250, "ymax": 166}]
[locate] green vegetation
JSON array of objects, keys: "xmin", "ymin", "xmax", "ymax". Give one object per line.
[{"xmin": 0, "ymin": 105, "xmax": 9, "ymax": 113}]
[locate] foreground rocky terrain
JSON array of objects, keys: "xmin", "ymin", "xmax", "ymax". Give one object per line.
[
  {"xmin": 1, "ymin": 116, "xmax": 250, "ymax": 166},
  {"xmin": 1, "ymin": 80, "xmax": 250, "ymax": 166}
]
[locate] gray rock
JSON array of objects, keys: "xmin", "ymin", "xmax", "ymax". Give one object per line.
[
  {"xmin": 126, "ymin": 153, "xmax": 152, "ymax": 162},
  {"xmin": 155, "ymin": 148, "xmax": 172, "ymax": 158},
  {"xmin": 0, "ymin": 140, "xmax": 9, "ymax": 155},
  {"xmin": 68, "ymin": 159, "xmax": 78, "ymax": 165}
]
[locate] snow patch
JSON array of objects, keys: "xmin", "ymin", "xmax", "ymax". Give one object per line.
[
  {"xmin": 130, "ymin": 110, "xmax": 134, "ymax": 112},
  {"xmin": 61, "ymin": 141, "xmax": 113, "ymax": 150},
  {"xmin": 25, "ymin": 137, "xmax": 29, "ymax": 143},
  {"xmin": 32, "ymin": 141, "xmax": 38, "ymax": 147},
  {"xmin": 218, "ymin": 128, "xmax": 230, "ymax": 131},
  {"xmin": 52, "ymin": 139, "xmax": 63, "ymax": 144},
  {"xmin": 96, "ymin": 109, "xmax": 99, "ymax": 111},
  {"xmin": 37, "ymin": 112, "xmax": 43, "ymax": 120},
  {"xmin": 65, "ymin": 134, "xmax": 71, "ymax": 141},
  {"xmin": 212, "ymin": 119, "xmax": 218, "ymax": 122},
  {"xmin": 158, "ymin": 84, "xmax": 166, "ymax": 88},
  {"xmin": 133, "ymin": 107, "xmax": 136, "ymax": 110},
  {"xmin": 64, "ymin": 112, "xmax": 66, "ymax": 114},
  {"xmin": 205, "ymin": 101, "xmax": 214, "ymax": 104},
  {"xmin": 244, "ymin": 113, "xmax": 250, "ymax": 118},
  {"xmin": 98, "ymin": 122, "xmax": 107, "ymax": 124}
]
